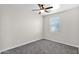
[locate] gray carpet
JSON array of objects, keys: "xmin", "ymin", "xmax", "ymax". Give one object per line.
[{"xmin": 1, "ymin": 39, "xmax": 78, "ymax": 54}]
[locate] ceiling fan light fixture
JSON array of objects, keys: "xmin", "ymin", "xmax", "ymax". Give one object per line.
[
  {"xmin": 40, "ymin": 10, "xmax": 44, "ymax": 13},
  {"xmin": 32, "ymin": 4, "xmax": 54, "ymax": 14}
]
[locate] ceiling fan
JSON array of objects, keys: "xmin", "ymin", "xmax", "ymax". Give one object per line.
[{"xmin": 32, "ymin": 4, "xmax": 53, "ymax": 14}]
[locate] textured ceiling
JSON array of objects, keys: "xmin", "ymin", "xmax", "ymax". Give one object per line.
[
  {"xmin": 41, "ymin": 4, "xmax": 79, "ymax": 16},
  {"xmin": 0, "ymin": 4, "xmax": 79, "ymax": 16}
]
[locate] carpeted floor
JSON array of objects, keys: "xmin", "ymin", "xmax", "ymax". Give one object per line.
[{"xmin": 1, "ymin": 39, "xmax": 78, "ymax": 54}]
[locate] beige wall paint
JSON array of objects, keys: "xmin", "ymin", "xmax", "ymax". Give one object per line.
[
  {"xmin": 43, "ymin": 7, "xmax": 79, "ymax": 47},
  {"xmin": 0, "ymin": 5, "xmax": 43, "ymax": 52}
]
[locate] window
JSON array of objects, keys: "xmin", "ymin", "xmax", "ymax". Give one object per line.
[{"xmin": 50, "ymin": 16, "xmax": 60, "ymax": 32}]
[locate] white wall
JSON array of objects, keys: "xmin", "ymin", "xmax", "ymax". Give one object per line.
[
  {"xmin": 43, "ymin": 7, "xmax": 79, "ymax": 47},
  {"xmin": 0, "ymin": 4, "xmax": 79, "ymax": 52},
  {"xmin": 0, "ymin": 4, "xmax": 43, "ymax": 52}
]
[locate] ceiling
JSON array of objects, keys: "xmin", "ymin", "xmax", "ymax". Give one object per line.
[
  {"xmin": 0, "ymin": 4, "xmax": 79, "ymax": 16},
  {"xmin": 32, "ymin": 4, "xmax": 79, "ymax": 16}
]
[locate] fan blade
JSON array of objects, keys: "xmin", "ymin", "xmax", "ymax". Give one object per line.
[
  {"xmin": 45, "ymin": 10, "xmax": 50, "ymax": 13},
  {"xmin": 45, "ymin": 6, "xmax": 53, "ymax": 9},
  {"xmin": 32, "ymin": 9, "xmax": 40, "ymax": 11},
  {"xmin": 38, "ymin": 4, "xmax": 41, "ymax": 9},
  {"xmin": 38, "ymin": 12, "xmax": 41, "ymax": 14},
  {"xmin": 38, "ymin": 4, "xmax": 41, "ymax": 7},
  {"xmin": 45, "ymin": 10, "xmax": 49, "ymax": 13},
  {"xmin": 38, "ymin": 4, "xmax": 44, "ymax": 10}
]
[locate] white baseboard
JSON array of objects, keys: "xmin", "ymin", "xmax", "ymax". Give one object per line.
[
  {"xmin": 0, "ymin": 39, "xmax": 41, "ymax": 53},
  {"xmin": 44, "ymin": 37, "xmax": 79, "ymax": 48}
]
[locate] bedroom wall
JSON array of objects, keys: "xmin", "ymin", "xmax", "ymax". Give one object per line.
[
  {"xmin": 0, "ymin": 4, "xmax": 43, "ymax": 52},
  {"xmin": 43, "ymin": 7, "xmax": 79, "ymax": 48}
]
